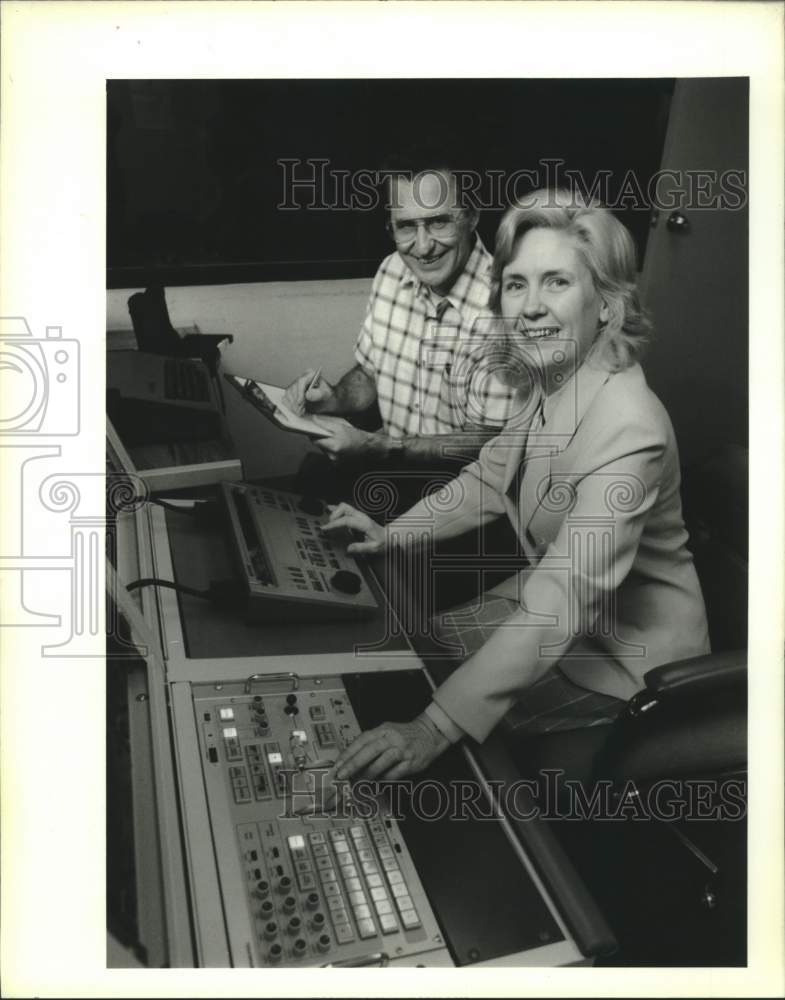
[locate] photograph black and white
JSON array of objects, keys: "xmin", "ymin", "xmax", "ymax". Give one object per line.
[{"xmin": 1, "ymin": 3, "xmax": 783, "ymax": 997}]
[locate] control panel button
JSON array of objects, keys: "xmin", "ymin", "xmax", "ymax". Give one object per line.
[
  {"xmin": 330, "ymin": 570, "xmax": 362, "ymax": 595},
  {"xmin": 356, "ymin": 917, "xmax": 377, "ymax": 939}
]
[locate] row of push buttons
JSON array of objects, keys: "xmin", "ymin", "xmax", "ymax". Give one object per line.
[{"xmin": 368, "ymin": 821, "xmax": 421, "ymax": 930}]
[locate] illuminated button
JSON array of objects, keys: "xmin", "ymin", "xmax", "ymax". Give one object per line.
[
  {"xmin": 356, "ymin": 848, "xmax": 374, "ymax": 862},
  {"xmin": 379, "ymin": 913, "xmax": 399, "ymax": 934},
  {"xmin": 377, "ymin": 845, "xmax": 394, "ymax": 860},
  {"xmin": 222, "ymin": 727, "xmax": 237, "ymax": 739},
  {"xmin": 267, "ymin": 752, "xmax": 283, "ymax": 765},
  {"xmin": 219, "ymin": 708, "xmax": 235, "ymax": 721},
  {"xmin": 382, "ymin": 857, "xmax": 399, "ymax": 872},
  {"xmin": 374, "ymin": 899, "xmax": 393, "ymax": 916},
  {"xmin": 353, "ymin": 903, "xmax": 371, "ymax": 920},
  {"xmin": 361, "ymin": 861, "xmax": 379, "ymax": 876},
  {"xmin": 329, "ymin": 829, "xmax": 347, "ymax": 841},
  {"xmin": 347, "ymin": 890, "xmax": 366, "ymax": 906},
  {"xmin": 294, "ymin": 860, "xmax": 312, "ymax": 874},
  {"xmin": 323, "ymin": 882, "xmax": 341, "ymax": 898},
  {"xmin": 386, "ymin": 870, "xmax": 404, "ymax": 886},
  {"xmin": 291, "ymin": 729, "xmax": 307, "ymax": 742},
  {"xmin": 297, "ymin": 872, "xmax": 316, "ymax": 890},
  {"xmin": 327, "ymin": 897, "xmax": 345, "ymax": 913},
  {"xmin": 311, "ymin": 843, "xmax": 328, "ymax": 857},
  {"xmin": 394, "ymin": 894, "xmax": 413, "ymax": 912},
  {"xmin": 370, "ymin": 887, "xmax": 388, "ymax": 902},
  {"xmin": 287, "ymin": 834, "xmax": 306, "ymax": 852},
  {"xmin": 356, "ymin": 917, "xmax": 377, "ymax": 939},
  {"xmin": 343, "ymin": 877, "xmax": 362, "ymax": 893},
  {"xmin": 315, "ymin": 856, "xmax": 333, "ymax": 871},
  {"xmin": 400, "ymin": 909, "xmax": 421, "ymax": 930},
  {"xmin": 353, "ymin": 837, "xmax": 370, "ymax": 851},
  {"xmin": 309, "ymin": 832, "xmax": 326, "ymax": 844},
  {"xmin": 334, "ymin": 923, "xmax": 355, "ymax": 944},
  {"xmin": 349, "ymin": 826, "xmax": 364, "ymax": 840},
  {"xmin": 333, "ymin": 841, "xmax": 350, "ymax": 854},
  {"xmin": 341, "ymin": 864, "xmax": 358, "ymax": 878},
  {"xmin": 390, "ymin": 882, "xmax": 409, "ymax": 899},
  {"xmin": 365, "ymin": 874, "xmax": 383, "ymax": 888},
  {"xmin": 319, "ymin": 869, "xmax": 337, "ymax": 883}
]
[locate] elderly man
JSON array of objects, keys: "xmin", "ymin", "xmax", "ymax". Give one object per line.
[{"xmin": 284, "ymin": 158, "xmax": 520, "ymax": 469}]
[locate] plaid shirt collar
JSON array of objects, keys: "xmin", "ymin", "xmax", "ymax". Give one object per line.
[{"xmin": 395, "ymin": 235, "xmax": 492, "ymax": 317}]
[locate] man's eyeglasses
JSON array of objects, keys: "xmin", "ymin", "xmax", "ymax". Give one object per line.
[{"xmin": 386, "ymin": 213, "xmax": 463, "ymax": 245}]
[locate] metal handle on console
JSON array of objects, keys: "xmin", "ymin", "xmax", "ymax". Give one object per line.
[
  {"xmin": 244, "ymin": 672, "xmax": 300, "ymax": 695},
  {"xmin": 321, "ymin": 951, "xmax": 389, "ymax": 968}
]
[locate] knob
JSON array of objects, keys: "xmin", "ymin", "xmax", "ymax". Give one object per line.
[
  {"xmin": 282, "ymin": 894, "xmax": 297, "ymax": 913},
  {"xmin": 287, "ymin": 915, "xmax": 303, "ymax": 935},
  {"xmin": 292, "ymin": 937, "xmax": 308, "ymax": 958},
  {"xmin": 666, "ymin": 210, "xmax": 690, "ymax": 234},
  {"xmin": 263, "ymin": 921, "xmax": 278, "ymax": 941},
  {"xmin": 316, "ymin": 933, "xmax": 331, "ymax": 953},
  {"xmin": 305, "ymin": 892, "xmax": 320, "ymax": 911},
  {"xmin": 257, "ymin": 716, "xmax": 270, "ymax": 733},
  {"xmin": 283, "ymin": 704, "xmax": 299, "ymax": 716},
  {"xmin": 310, "ymin": 911, "xmax": 326, "ymax": 931},
  {"xmin": 298, "ymin": 496, "xmax": 324, "ymax": 516},
  {"xmin": 255, "ymin": 879, "xmax": 270, "ymax": 899},
  {"xmin": 330, "ymin": 569, "xmax": 362, "ymax": 595},
  {"xmin": 268, "ymin": 942, "xmax": 283, "ymax": 963},
  {"xmin": 286, "ymin": 693, "xmax": 298, "ymax": 706},
  {"xmin": 277, "ymin": 875, "xmax": 292, "ymax": 894},
  {"xmin": 260, "ymin": 899, "xmax": 274, "ymax": 919}
]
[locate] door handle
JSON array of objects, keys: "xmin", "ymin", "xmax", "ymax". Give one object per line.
[{"xmin": 666, "ymin": 211, "xmax": 690, "ymax": 234}]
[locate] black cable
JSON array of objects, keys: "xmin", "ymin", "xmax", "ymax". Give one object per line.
[
  {"xmin": 126, "ymin": 577, "xmax": 211, "ymax": 600},
  {"xmin": 118, "ymin": 496, "xmax": 203, "ymax": 517}
]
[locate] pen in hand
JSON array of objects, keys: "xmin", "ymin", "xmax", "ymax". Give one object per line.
[{"xmin": 299, "ymin": 368, "xmax": 322, "ymax": 414}]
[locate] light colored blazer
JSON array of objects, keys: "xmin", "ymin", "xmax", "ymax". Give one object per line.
[{"xmin": 415, "ymin": 361, "xmax": 710, "ymax": 743}]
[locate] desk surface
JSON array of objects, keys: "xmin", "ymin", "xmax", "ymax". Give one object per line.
[{"xmin": 165, "ymin": 506, "xmax": 411, "ymax": 659}]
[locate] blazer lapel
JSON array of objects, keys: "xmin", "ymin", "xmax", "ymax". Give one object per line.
[{"xmin": 508, "ymin": 362, "xmax": 612, "ymax": 537}]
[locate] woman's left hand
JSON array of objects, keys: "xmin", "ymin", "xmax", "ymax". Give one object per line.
[{"xmin": 333, "ymin": 714, "xmax": 450, "ymax": 781}]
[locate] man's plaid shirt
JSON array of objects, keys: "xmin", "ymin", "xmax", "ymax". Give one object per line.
[{"xmin": 354, "ymin": 237, "xmax": 521, "ymax": 438}]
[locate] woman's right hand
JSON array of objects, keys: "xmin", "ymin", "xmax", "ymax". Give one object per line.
[{"xmin": 323, "ymin": 503, "xmax": 386, "ymax": 555}]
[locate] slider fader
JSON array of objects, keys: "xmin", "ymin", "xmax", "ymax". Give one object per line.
[{"xmin": 193, "ymin": 675, "xmax": 450, "ymax": 967}]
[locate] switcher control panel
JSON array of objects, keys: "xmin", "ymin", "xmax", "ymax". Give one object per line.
[{"xmin": 192, "ymin": 675, "xmax": 451, "ymax": 967}]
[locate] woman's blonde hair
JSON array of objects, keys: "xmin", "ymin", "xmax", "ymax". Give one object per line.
[{"xmin": 489, "ymin": 188, "xmax": 651, "ymax": 371}]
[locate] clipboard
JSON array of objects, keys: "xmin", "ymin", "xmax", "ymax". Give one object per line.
[{"xmin": 223, "ymin": 374, "xmax": 332, "ymax": 438}]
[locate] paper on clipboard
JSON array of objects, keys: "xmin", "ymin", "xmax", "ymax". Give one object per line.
[{"xmin": 224, "ymin": 374, "xmax": 332, "ymax": 438}]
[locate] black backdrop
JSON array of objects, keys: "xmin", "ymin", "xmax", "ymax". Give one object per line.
[{"xmin": 107, "ymin": 79, "xmax": 673, "ymax": 287}]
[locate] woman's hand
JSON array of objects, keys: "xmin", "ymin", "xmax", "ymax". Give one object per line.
[
  {"xmin": 323, "ymin": 502, "xmax": 387, "ymax": 555},
  {"xmin": 333, "ymin": 715, "xmax": 450, "ymax": 781}
]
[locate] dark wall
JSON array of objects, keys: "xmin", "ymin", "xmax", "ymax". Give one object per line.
[{"xmin": 107, "ymin": 78, "xmax": 673, "ymax": 287}]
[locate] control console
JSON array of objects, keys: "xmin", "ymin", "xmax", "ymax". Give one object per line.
[
  {"xmin": 221, "ymin": 483, "xmax": 379, "ymax": 623},
  {"xmin": 193, "ymin": 675, "xmax": 450, "ymax": 967}
]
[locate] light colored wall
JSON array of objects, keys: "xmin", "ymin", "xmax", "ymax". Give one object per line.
[{"xmin": 107, "ymin": 278, "xmax": 373, "ymax": 478}]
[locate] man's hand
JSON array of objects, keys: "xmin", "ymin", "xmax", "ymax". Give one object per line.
[
  {"xmin": 323, "ymin": 502, "xmax": 386, "ymax": 555},
  {"xmin": 313, "ymin": 415, "xmax": 389, "ymax": 462},
  {"xmin": 282, "ymin": 369, "xmax": 338, "ymax": 415},
  {"xmin": 333, "ymin": 715, "xmax": 450, "ymax": 781}
]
